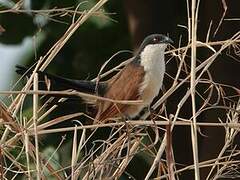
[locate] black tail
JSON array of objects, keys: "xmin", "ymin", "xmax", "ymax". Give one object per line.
[{"xmin": 16, "ymin": 65, "xmax": 107, "ymax": 96}]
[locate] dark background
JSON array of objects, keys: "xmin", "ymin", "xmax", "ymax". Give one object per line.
[{"xmin": 0, "ymin": 0, "xmax": 240, "ymax": 179}]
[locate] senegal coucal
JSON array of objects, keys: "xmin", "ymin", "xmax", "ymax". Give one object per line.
[{"xmin": 16, "ymin": 34, "xmax": 173, "ymax": 124}]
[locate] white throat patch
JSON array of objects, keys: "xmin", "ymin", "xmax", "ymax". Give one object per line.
[{"xmin": 139, "ymin": 43, "xmax": 167, "ymax": 108}]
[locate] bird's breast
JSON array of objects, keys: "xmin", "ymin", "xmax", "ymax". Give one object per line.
[
  {"xmin": 140, "ymin": 70, "xmax": 164, "ymax": 104},
  {"xmin": 139, "ymin": 47, "xmax": 166, "ymax": 106}
]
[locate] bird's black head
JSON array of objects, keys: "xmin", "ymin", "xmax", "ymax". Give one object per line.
[
  {"xmin": 135, "ymin": 34, "xmax": 173, "ymax": 57},
  {"xmin": 141, "ymin": 34, "xmax": 173, "ymax": 47}
]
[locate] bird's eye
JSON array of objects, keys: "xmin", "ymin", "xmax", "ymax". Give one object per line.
[{"xmin": 152, "ymin": 37, "xmax": 160, "ymax": 43}]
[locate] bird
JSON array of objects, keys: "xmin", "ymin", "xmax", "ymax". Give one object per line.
[{"xmin": 16, "ymin": 34, "xmax": 173, "ymax": 124}]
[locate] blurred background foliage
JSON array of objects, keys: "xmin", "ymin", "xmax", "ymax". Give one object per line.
[
  {"xmin": 0, "ymin": 1, "xmax": 139, "ymax": 179},
  {"xmin": 0, "ymin": 0, "xmax": 130, "ymax": 77},
  {"xmin": 0, "ymin": 0, "xmax": 240, "ymax": 179}
]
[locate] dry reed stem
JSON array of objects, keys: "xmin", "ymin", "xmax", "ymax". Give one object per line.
[
  {"xmin": 3, "ymin": 120, "xmax": 239, "ymax": 137},
  {"xmin": 190, "ymin": 0, "xmax": 200, "ymax": 179},
  {"xmin": 112, "ymin": 138, "xmax": 141, "ymax": 179},
  {"xmin": 0, "ymin": 145, "xmax": 3, "ymax": 180},
  {"xmin": 166, "ymin": 121, "xmax": 175, "ymax": 180},
  {"xmin": 0, "ymin": 0, "xmax": 240, "ymax": 179},
  {"xmin": 155, "ymin": 152, "xmax": 240, "ymax": 179},
  {"xmin": 33, "ymin": 73, "xmax": 41, "ymax": 179},
  {"xmin": 144, "ymin": 7, "xmax": 240, "ymax": 180},
  {"xmin": 71, "ymin": 126, "xmax": 78, "ymax": 180},
  {"xmin": 82, "ymin": 133, "xmax": 127, "ymax": 179},
  {"xmin": 23, "ymin": 118, "xmax": 31, "ymax": 179},
  {"xmin": 1, "ymin": 0, "xmax": 109, "ymax": 179},
  {"xmin": 206, "ymin": 100, "xmax": 240, "ymax": 179}
]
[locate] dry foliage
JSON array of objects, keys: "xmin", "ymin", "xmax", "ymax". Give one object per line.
[{"xmin": 0, "ymin": 0, "xmax": 240, "ymax": 179}]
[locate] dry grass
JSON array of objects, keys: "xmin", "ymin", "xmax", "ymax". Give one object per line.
[{"xmin": 0, "ymin": 0, "xmax": 240, "ymax": 179}]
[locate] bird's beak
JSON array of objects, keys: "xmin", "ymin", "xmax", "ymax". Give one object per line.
[
  {"xmin": 166, "ymin": 36, "xmax": 174, "ymax": 44},
  {"xmin": 163, "ymin": 36, "xmax": 174, "ymax": 44}
]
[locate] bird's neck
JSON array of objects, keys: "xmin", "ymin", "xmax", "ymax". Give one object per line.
[
  {"xmin": 139, "ymin": 44, "xmax": 167, "ymax": 74},
  {"xmin": 136, "ymin": 44, "xmax": 167, "ymax": 107}
]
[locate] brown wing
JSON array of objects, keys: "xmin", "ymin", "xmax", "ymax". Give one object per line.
[{"xmin": 94, "ymin": 63, "xmax": 145, "ymax": 123}]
